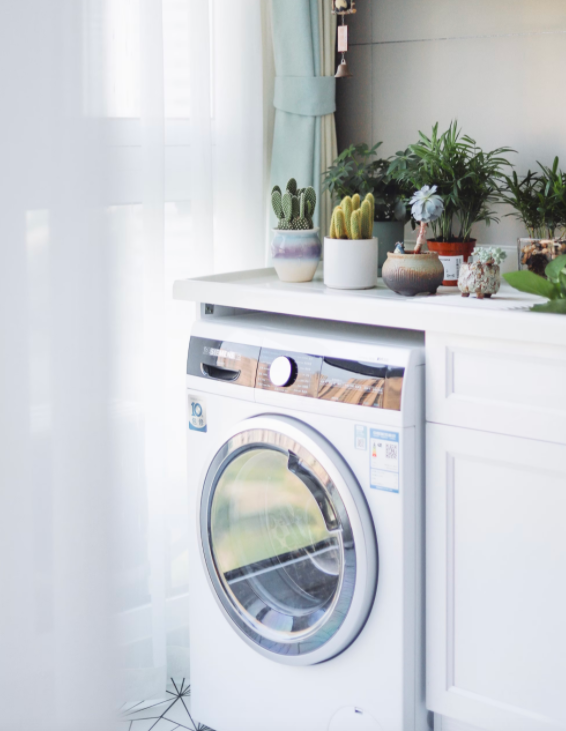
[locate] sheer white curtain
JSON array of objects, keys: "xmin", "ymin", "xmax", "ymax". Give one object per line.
[{"xmin": 0, "ymin": 1, "xmax": 268, "ymax": 728}]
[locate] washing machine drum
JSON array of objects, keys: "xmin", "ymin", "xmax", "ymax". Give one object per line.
[{"xmin": 199, "ymin": 414, "xmax": 378, "ymax": 666}]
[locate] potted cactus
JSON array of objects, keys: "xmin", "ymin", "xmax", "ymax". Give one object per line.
[
  {"xmin": 271, "ymin": 178, "xmax": 321, "ymax": 283},
  {"xmin": 324, "ymin": 193, "xmax": 378, "ymax": 289},
  {"xmin": 458, "ymin": 246, "xmax": 507, "ymax": 299}
]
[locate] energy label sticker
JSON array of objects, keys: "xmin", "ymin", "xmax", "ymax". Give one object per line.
[
  {"xmin": 370, "ymin": 429, "xmax": 399, "ymax": 493},
  {"xmin": 188, "ymin": 394, "xmax": 207, "ymax": 433}
]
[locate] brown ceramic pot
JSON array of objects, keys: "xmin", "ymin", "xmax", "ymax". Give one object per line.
[{"xmin": 382, "ymin": 252, "xmax": 445, "ymax": 296}]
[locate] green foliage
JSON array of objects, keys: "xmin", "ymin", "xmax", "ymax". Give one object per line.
[
  {"xmin": 504, "ymin": 253, "xmax": 566, "ymax": 314},
  {"xmin": 271, "ymin": 179, "xmax": 317, "ymax": 230},
  {"xmin": 388, "ymin": 121, "xmax": 514, "ymax": 242},
  {"xmin": 322, "ymin": 143, "xmax": 409, "ymax": 222},
  {"xmin": 501, "ymin": 157, "xmax": 566, "ymax": 239}
]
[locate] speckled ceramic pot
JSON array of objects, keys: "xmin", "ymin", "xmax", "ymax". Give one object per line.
[
  {"xmin": 382, "ymin": 251, "xmax": 445, "ymax": 296},
  {"xmin": 271, "ymin": 228, "xmax": 321, "ymax": 283},
  {"xmin": 458, "ymin": 261, "xmax": 501, "ymax": 298}
]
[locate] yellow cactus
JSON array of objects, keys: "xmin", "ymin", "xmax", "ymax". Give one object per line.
[
  {"xmin": 364, "ymin": 192, "xmax": 375, "ymax": 225},
  {"xmin": 351, "ymin": 209, "xmax": 362, "ymax": 239},
  {"xmin": 361, "ymin": 199, "xmax": 372, "ymax": 239},
  {"xmin": 331, "ymin": 206, "xmax": 348, "ymax": 239},
  {"xmin": 341, "ymin": 196, "xmax": 353, "ymax": 238},
  {"xmin": 352, "ymin": 193, "xmax": 361, "ymax": 211}
]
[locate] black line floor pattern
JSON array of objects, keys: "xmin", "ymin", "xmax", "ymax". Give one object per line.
[{"xmin": 119, "ymin": 678, "xmax": 214, "ymax": 731}]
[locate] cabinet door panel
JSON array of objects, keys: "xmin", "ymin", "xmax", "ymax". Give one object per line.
[
  {"xmin": 427, "ymin": 424, "xmax": 566, "ymax": 731},
  {"xmin": 426, "ymin": 332, "xmax": 566, "ymax": 444}
]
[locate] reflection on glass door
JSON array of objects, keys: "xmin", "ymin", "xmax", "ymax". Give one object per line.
[{"xmin": 210, "ymin": 448, "xmax": 342, "ymax": 639}]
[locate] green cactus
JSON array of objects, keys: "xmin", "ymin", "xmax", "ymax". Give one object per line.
[
  {"xmin": 361, "ymin": 199, "xmax": 372, "ymax": 239},
  {"xmin": 341, "ymin": 196, "xmax": 353, "ymax": 238},
  {"xmin": 304, "ymin": 186, "xmax": 316, "ymax": 211},
  {"xmin": 272, "ymin": 178, "xmax": 316, "ymax": 229},
  {"xmin": 286, "ymin": 178, "xmax": 297, "ymax": 196},
  {"xmin": 271, "ymin": 189, "xmax": 284, "ymax": 220},
  {"xmin": 364, "ymin": 192, "xmax": 375, "ymax": 225},
  {"xmin": 352, "ymin": 193, "xmax": 361, "ymax": 211},
  {"xmin": 351, "ymin": 209, "xmax": 362, "ymax": 240},
  {"xmin": 292, "ymin": 195, "xmax": 300, "ymax": 219},
  {"xmin": 282, "ymin": 191, "xmax": 293, "ymax": 220}
]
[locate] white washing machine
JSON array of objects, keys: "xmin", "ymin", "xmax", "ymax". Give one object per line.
[{"xmin": 185, "ymin": 312, "xmax": 427, "ymax": 731}]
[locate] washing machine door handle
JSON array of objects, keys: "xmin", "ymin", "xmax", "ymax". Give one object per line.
[{"xmin": 287, "ymin": 450, "xmax": 340, "ymax": 532}]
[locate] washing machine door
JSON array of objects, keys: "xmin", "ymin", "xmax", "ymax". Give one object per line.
[{"xmin": 199, "ymin": 414, "xmax": 378, "ymax": 666}]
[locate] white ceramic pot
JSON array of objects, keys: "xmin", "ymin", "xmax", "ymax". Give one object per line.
[{"xmin": 323, "ymin": 237, "xmax": 378, "ymax": 290}]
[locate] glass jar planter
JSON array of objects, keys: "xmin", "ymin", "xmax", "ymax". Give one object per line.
[{"xmin": 517, "ymin": 238, "xmax": 566, "ymax": 277}]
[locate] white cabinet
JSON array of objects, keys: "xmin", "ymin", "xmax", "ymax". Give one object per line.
[{"xmin": 427, "ymin": 423, "xmax": 566, "ymax": 731}]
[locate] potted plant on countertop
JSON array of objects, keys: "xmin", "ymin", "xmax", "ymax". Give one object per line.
[
  {"xmin": 324, "ymin": 193, "xmax": 378, "ymax": 290},
  {"xmin": 458, "ymin": 246, "xmax": 507, "ymax": 299},
  {"xmin": 271, "ymin": 178, "xmax": 320, "ymax": 283},
  {"xmin": 322, "ymin": 143, "xmax": 409, "ymax": 274},
  {"xmin": 501, "ymin": 157, "xmax": 566, "ymax": 276},
  {"xmin": 381, "ymin": 185, "xmax": 445, "ymax": 296},
  {"xmin": 388, "ymin": 121, "xmax": 514, "ymax": 285},
  {"xmin": 504, "ymin": 254, "xmax": 566, "ymax": 314}
]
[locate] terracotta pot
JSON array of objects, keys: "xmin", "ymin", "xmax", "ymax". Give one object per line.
[
  {"xmin": 382, "ymin": 252, "xmax": 444, "ymax": 297},
  {"xmin": 426, "ymin": 239, "xmax": 476, "ymax": 286}
]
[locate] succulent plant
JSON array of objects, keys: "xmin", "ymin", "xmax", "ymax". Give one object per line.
[
  {"xmin": 472, "ymin": 246, "xmax": 507, "ymax": 265},
  {"xmin": 271, "ymin": 179, "xmax": 317, "ymax": 230},
  {"xmin": 410, "ymin": 185, "xmax": 444, "ymax": 224},
  {"xmin": 329, "ymin": 193, "xmax": 375, "ymax": 240}
]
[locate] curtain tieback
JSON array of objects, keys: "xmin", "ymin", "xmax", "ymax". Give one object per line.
[{"xmin": 274, "ymin": 76, "xmax": 336, "ymax": 117}]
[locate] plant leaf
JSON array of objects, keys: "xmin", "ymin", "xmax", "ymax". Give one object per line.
[
  {"xmin": 503, "ymin": 270, "xmax": 559, "ymax": 299},
  {"xmin": 544, "ymin": 253, "xmax": 566, "ymax": 282},
  {"xmin": 531, "ymin": 299, "xmax": 566, "ymax": 314}
]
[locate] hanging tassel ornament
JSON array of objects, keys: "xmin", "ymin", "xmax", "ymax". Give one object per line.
[{"xmin": 332, "ymin": 1, "xmax": 356, "ymax": 78}]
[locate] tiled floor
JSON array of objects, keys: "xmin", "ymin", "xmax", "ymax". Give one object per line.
[{"xmin": 119, "ymin": 679, "xmax": 213, "ymax": 731}]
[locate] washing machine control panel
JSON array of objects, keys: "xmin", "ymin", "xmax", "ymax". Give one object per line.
[{"xmin": 188, "ymin": 337, "xmax": 405, "ymax": 410}]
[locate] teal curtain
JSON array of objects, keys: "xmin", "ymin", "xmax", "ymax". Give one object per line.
[{"xmin": 270, "ymin": 0, "xmax": 336, "ymax": 230}]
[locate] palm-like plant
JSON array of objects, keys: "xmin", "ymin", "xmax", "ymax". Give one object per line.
[
  {"xmin": 388, "ymin": 122, "xmax": 514, "ymax": 242},
  {"xmin": 502, "ymin": 157, "xmax": 566, "ymax": 240}
]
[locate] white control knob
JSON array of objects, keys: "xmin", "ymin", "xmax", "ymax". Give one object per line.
[{"xmin": 269, "ymin": 356, "xmax": 297, "ymax": 387}]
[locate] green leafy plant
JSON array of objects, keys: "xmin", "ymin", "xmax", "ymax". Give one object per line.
[
  {"xmin": 501, "ymin": 157, "xmax": 566, "ymax": 239},
  {"xmin": 329, "ymin": 193, "xmax": 374, "ymax": 240},
  {"xmin": 322, "ymin": 143, "xmax": 408, "ymax": 222},
  {"xmin": 271, "ymin": 178, "xmax": 317, "ymax": 230},
  {"xmin": 388, "ymin": 121, "xmax": 514, "ymax": 242},
  {"xmin": 504, "ymin": 253, "xmax": 566, "ymax": 314}
]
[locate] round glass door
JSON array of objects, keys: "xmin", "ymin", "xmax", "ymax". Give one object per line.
[{"xmin": 200, "ymin": 415, "xmax": 378, "ymax": 665}]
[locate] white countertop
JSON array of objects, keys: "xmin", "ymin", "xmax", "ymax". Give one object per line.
[{"xmin": 173, "ymin": 266, "xmax": 566, "ymax": 346}]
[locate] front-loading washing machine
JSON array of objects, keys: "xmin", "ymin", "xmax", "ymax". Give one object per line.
[{"xmin": 185, "ymin": 312, "xmax": 426, "ymax": 731}]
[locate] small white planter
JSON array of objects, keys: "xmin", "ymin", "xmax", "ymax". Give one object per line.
[{"xmin": 323, "ymin": 237, "xmax": 378, "ymax": 290}]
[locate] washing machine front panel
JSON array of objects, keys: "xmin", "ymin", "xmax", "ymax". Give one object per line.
[{"xmin": 199, "ymin": 414, "xmax": 378, "ymax": 666}]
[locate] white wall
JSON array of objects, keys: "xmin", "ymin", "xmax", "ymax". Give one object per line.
[{"xmin": 336, "ymin": 1, "xmax": 566, "ymax": 252}]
